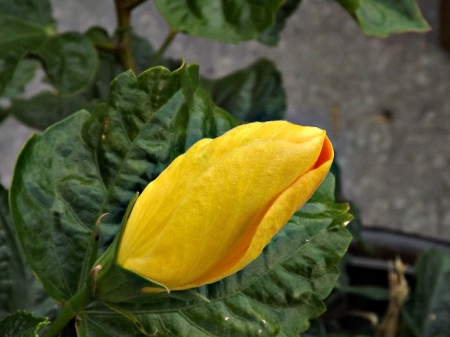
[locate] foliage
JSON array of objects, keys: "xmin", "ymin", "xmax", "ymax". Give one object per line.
[
  {"xmin": 335, "ymin": 0, "xmax": 430, "ymax": 37},
  {"xmin": 0, "ymin": 0, "xmax": 429, "ymax": 129},
  {"xmin": 0, "ymin": 311, "xmax": 48, "ymax": 337},
  {"xmin": 400, "ymin": 249, "xmax": 450, "ymax": 337},
  {"xmin": 0, "ymin": 0, "xmax": 431, "ymax": 336}
]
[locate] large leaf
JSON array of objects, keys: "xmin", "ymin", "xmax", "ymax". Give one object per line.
[
  {"xmin": 202, "ymin": 59, "xmax": 286, "ymax": 122},
  {"xmin": 0, "ymin": 184, "xmax": 59, "ymax": 320},
  {"xmin": 400, "ymin": 249, "xmax": 450, "ymax": 337},
  {"xmin": 7, "ymin": 28, "xmax": 154, "ymax": 130},
  {"xmin": 0, "ymin": 311, "xmax": 47, "ymax": 337},
  {"xmin": 334, "ymin": 0, "xmax": 430, "ymax": 37},
  {"xmin": 34, "ymin": 32, "xmax": 98, "ymax": 95},
  {"xmin": 9, "ymin": 63, "xmax": 242, "ymax": 304},
  {"xmin": 77, "ymin": 173, "xmax": 352, "ymax": 336},
  {"xmin": 0, "ymin": 1, "xmax": 98, "ymax": 95},
  {"xmin": 0, "ymin": 0, "xmax": 54, "ymax": 93},
  {"xmin": 153, "ymin": 0, "xmax": 284, "ymax": 43},
  {"xmin": 258, "ymin": 0, "xmax": 302, "ymax": 46}
]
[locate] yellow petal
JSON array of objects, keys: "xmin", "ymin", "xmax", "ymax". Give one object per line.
[{"xmin": 117, "ymin": 121, "xmax": 333, "ymax": 291}]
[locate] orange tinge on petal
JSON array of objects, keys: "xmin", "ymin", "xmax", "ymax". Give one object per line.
[{"xmin": 116, "ymin": 121, "xmax": 334, "ymax": 291}]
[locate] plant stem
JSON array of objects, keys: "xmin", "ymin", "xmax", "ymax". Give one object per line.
[
  {"xmin": 126, "ymin": 0, "xmax": 147, "ymax": 9},
  {"xmin": 43, "ymin": 288, "xmax": 93, "ymax": 337},
  {"xmin": 95, "ymin": 41, "xmax": 119, "ymax": 52},
  {"xmin": 151, "ymin": 28, "xmax": 179, "ymax": 66},
  {"xmin": 114, "ymin": 0, "xmax": 137, "ymax": 72}
]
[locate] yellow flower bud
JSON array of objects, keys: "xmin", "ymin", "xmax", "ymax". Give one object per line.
[{"xmin": 117, "ymin": 121, "xmax": 333, "ymax": 292}]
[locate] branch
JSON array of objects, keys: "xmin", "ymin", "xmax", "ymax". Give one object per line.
[{"xmin": 114, "ymin": 0, "xmax": 137, "ymax": 72}]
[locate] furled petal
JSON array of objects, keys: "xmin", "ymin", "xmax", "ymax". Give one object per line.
[{"xmin": 117, "ymin": 121, "xmax": 333, "ymax": 291}]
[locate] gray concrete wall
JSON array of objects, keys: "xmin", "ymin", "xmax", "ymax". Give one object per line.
[{"xmin": 1, "ymin": 0, "xmax": 449, "ymax": 239}]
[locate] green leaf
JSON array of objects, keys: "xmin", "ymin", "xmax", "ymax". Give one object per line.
[
  {"xmin": 9, "ymin": 92, "xmax": 100, "ymax": 130},
  {"xmin": 0, "ymin": 59, "xmax": 39, "ymax": 99},
  {"xmin": 0, "ymin": 2, "xmax": 98, "ymax": 96},
  {"xmin": 9, "ymin": 63, "xmax": 242, "ymax": 303},
  {"xmin": 0, "ymin": 0, "xmax": 54, "ymax": 93},
  {"xmin": 7, "ymin": 29, "xmax": 162, "ymax": 130},
  {"xmin": 257, "ymin": 0, "xmax": 302, "ymax": 46},
  {"xmin": 400, "ymin": 249, "xmax": 450, "ymax": 337},
  {"xmin": 10, "ymin": 63, "xmax": 351, "ymax": 335},
  {"xmin": 0, "ymin": 184, "xmax": 59, "ymax": 320},
  {"xmin": 202, "ymin": 58, "xmax": 286, "ymax": 122},
  {"xmin": 153, "ymin": 0, "xmax": 284, "ymax": 43},
  {"xmin": 77, "ymin": 173, "xmax": 352, "ymax": 336},
  {"xmin": 0, "ymin": 184, "xmax": 18, "ymax": 317},
  {"xmin": 34, "ymin": 32, "xmax": 98, "ymax": 95},
  {"xmin": 0, "ymin": 0, "xmax": 53, "ymax": 26},
  {"xmin": 0, "ymin": 311, "xmax": 48, "ymax": 337},
  {"xmin": 334, "ymin": 0, "xmax": 430, "ymax": 37}
]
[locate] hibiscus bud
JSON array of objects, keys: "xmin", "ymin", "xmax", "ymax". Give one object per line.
[{"xmin": 115, "ymin": 121, "xmax": 333, "ymax": 292}]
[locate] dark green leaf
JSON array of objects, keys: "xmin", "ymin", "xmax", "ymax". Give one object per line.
[
  {"xmin": 78, "ymin": 173, "xmax": 352, "ymax": 336},
  {"xmin": 400, "ymin": 249, "xmax": 450, "ymax": 337},
  {"xmin": 334, "ymin": 0, "xmax": 430, "ymax": 37},
  {"xmin": 0, "ymin": 59, "xmax": 39, "ymax": 99},
  {"xmin": 0, "ymin": 311, "xmax": 47, "ymax": 337},
  {"xmin": 9, "ymin": 92, "xmax": 100, "ymax": 130},
  {"xmin": 34, "ymin": 32, "xmax": 98, "ymax": 95},
  {"xmin": 0, "ymin": 184, "xmax": 59, "ymax": 320},
  {"xmin": 7, "ymin": 29, "xmax": 162, "ymax": 130},
  {"xmin": 0, "ymin": 0, "xmax": 53, "ymax": 26},
  {"xmin": 202, "ymin": 58, "xmax": 286, "ymax": 122},
  {"xmin": 131, "ymin": 32, "xmax": 154, "ymax": 73},
  {"xmin": 0, "ymin": 0, "xmax": 54, "ymax": 93},
  {"xmin": 153, "ymin": 0, "xmax": 284, "ymax": 43},
  {"xmin": 9, "ymin": 63, "xmax": 241, "ymax": 303},
  {"xmin": 0, "ymin": 0, "xmax": 98, "ymax": 96},
  {"xmin": 0, "ymin": 184, "xmax": 17, "ymax": 317},
  {"xmin": 84, "ymin": 27, "xmax": 123, "ymax": 102},
  {"xmin": 258, "ymin": 0, "xmax": 302, "ymax": 46},
  {"xmin": 330, "ymin": 160, "xmax": 364, "ymax": 242}
]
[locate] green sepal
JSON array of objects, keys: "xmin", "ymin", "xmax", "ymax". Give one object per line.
[{"xmin": 91, "ymin": 193, "xmax": 169, "ymax": 303}]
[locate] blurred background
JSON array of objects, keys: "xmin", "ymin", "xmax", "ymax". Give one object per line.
[{"xmin": 1, "ymin": 0, "xmax": 449, "ymax": 239}]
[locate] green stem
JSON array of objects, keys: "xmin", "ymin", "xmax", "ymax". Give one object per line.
[
  {"xmin": 43, "ymin": 288, "xmax": 93, "ymax": 337},
  {"xmin": 114, "ymin": 0, "xmax": 137, "ymax": 72},
  {"xmin": 151, "ymin": 28, "xmax": 179, "ymax": 66},
  {"xmin": 94, "ymin": 41, "xmax": 119, "ymax": 52}
]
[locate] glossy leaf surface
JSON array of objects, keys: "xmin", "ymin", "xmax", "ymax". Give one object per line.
[
  {"xmin": 335, "ymin": 0, "xmax": 430, "ymax": 37},
  {"xmin": 153, "ymin": 0, "xmax": 284, "ymax": 43},
  {"xmin": 10, "ymin": 64, "xmax": 241, "ymax": 303},
  {"xmin": 202, "ymin": 59, "xmax": 286, "ymax": 122}
]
